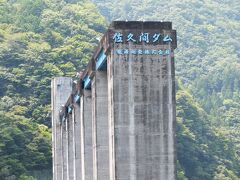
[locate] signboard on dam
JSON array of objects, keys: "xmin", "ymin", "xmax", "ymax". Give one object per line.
[{"xmin": 51, "ymin": 21, "xmax": 177, "ymax": 180}]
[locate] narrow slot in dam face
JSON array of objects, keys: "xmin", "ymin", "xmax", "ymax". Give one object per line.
[{"xmin": 51, "ymin": 21, "xmax": 177, "ymax": 180}]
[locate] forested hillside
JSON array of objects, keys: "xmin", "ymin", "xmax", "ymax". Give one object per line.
[
  {"xmin": 176, "ymin": 83, "xmax": 239, "ymax": 179},
  {"xmin": 0, "ymin": 0, "xmax": 106, "ymax": 179},
  {"xmin": 0, "ymin": 0, "xmax": 239, "ymax": 179}
]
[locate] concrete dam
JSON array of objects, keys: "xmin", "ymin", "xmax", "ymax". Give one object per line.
[{"xmin": 51, "ymin": 21, "xmax": 177, "ymax": 180}]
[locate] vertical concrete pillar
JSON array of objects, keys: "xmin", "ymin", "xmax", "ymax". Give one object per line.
[
  {"xmin": 68, "ymin": 111, "xmax": 75, "ymax": 180},
  {"xmin": 109, "ymin": 43, "xmax": 176, "ymax": 180},
  {"xmin": 80, "ymin": 90, "xmax": 93, "ymax": 180},
  {"xmin": 73, "ymin": 103, "xmax": 82, "ymax": 180},
  {"xmin": 62, "ymin": 118, "xmax": 69, "ymax": 180},
  {"xmin": 108, "ymin": 54, "xmax": 115, "ymax": 180},
  {"xmin": 92, "ymin": 71, "xmax": 109, "ymax": 180},
  {"xmin": 92, "ymin": 79, "xmax": 97, "ymax": 180},
  {"xmin": 80, "ymin": 95, "xmax": 85, "ymax": 180},
  {"xmin": 51, "ymin": 77, "xmax": 72, "ymax": 180}
]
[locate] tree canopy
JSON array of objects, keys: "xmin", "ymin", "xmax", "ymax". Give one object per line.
[{"xmin": 0, "ymin": 0, "xmax": 106, "ymax": 179}]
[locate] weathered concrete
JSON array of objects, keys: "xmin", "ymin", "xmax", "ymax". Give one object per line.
[
  {"xmin": 109, "ymin": 42, "xmax": 176, "ymax": 179},
  {"xmin": 73, "ymin": 103, "xmax": 82, "ymax": 180},
  {"xmin": 68, "ymin": 112, "xmax": 75, "ymax": 180},
  {"xmin": 51, "ymin": 77, "xmax": 72, "ymax": 180},
  {"xmin": 62, "ymin": 118, "xmax": 68, "ymax": 180},
  {"xmin": 81, "ymin": 90, "xmax": 93, "ymax": 180},
  {"xmin": 107, "ymin": 53, "xmax": 115, "ymax": 180},
  {"xmin": 92, "ymin": 71, "xmax": 109, "ymax": 180}
]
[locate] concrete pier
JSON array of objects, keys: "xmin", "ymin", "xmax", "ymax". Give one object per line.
[
  {"xmin": 73, "ymin": 103, "xmax": 81, "ymax": 180},
  {"xmin": 68, "ymin": 112, "xmax": 74, "ymax": 180},
  {"xmin": 62, "ymin": 118, "xmax": 68, "ymax": 180},
  {"xmin": 52, "ymin": 21, "xmax": 177, "ymax": 180},
  {"xmin": 82, "ymin": 90, "xmax": 93, "ymax": 180},
  {"xmin": 51, "ymin": 77, "xmax": 72, "ymax": 180},
  {"xmin": 92, "ymin": 71, "xmax": 109, "ymax": 180}
]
